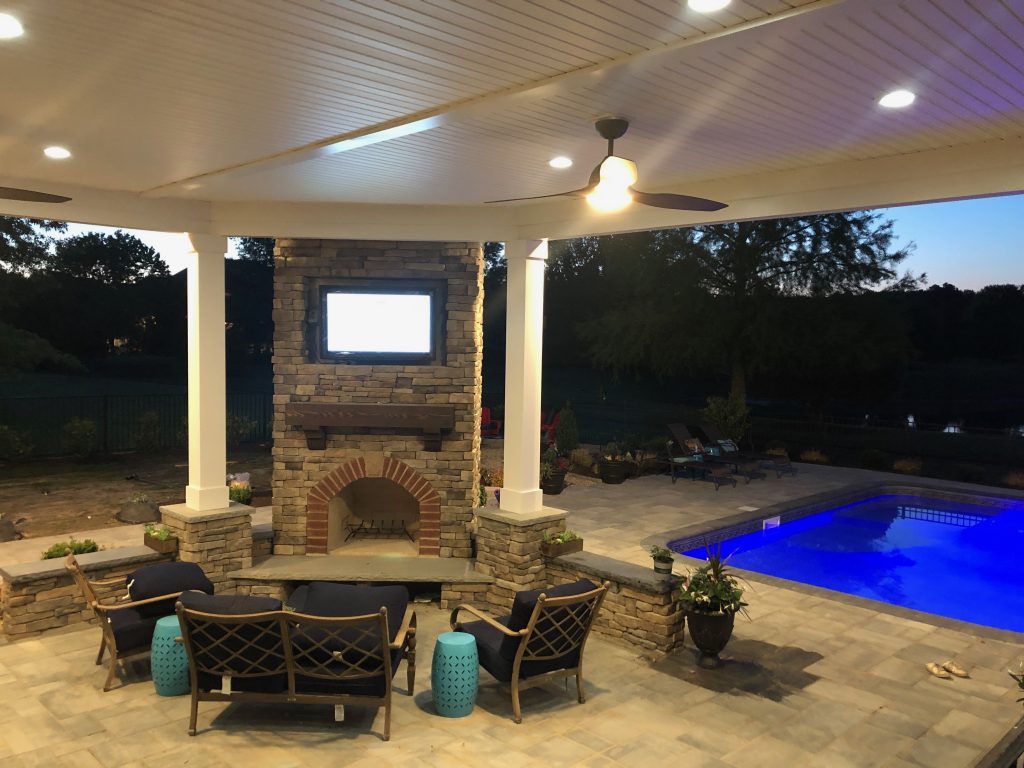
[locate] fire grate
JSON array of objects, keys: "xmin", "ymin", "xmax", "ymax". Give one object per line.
[{"xmin": 345, "ymin": 519, "xmax": 415, "ymax": 542}]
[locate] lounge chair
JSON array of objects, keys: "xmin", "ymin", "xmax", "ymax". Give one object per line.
[
  {"xmin": 668, "ymin": 423, "xmax": 757, "ymax": 484},
  {"xmin": 699, "ymin": 421, "xmax": 797, "ymax": 477},
  {"xmin": 667, "ymin": 437, "xmax": 736, "ymax": 490},
  {"xmin": 66, "ymin": 554, "xmax": 214, "ymax": 691},
  {"xmin": 449, "ymin": 579, "xmax": 608, "ymax": 723}
]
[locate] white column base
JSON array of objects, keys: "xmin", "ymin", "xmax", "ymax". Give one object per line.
[
  {"xmin": 185, "ymin": 484, "xmax": 230, "ymax": 512},
  {"xmin": 498, "ymin": 488, "xmax": 544, "ymax": 514}
]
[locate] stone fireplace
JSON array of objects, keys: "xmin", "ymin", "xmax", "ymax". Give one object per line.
[{"xmin": 271, "ymin": 239, "xmax": 483, "ymax": 558}]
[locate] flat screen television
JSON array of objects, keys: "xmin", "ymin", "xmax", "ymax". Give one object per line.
[{"xmin": 313, "ymin": 280, "xmax": 445, "ymax": 365}]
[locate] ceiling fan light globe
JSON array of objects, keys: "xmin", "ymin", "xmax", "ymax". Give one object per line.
[
  {"xmin": 598, "ymin": 156, "xmax": 638, "ymax": 187},
  {"xmin": 586, "ymin": 183, "xmax": 633, "ymax": 213}
]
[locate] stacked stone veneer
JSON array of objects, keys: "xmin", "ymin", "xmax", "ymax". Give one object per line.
[
  {"xmin": 160, "ymin": 503, "xmax": 253, "ymax": 589},
  {"xmin": 272, "ymin": 239, "xmax": 483, "ymax": 558}
]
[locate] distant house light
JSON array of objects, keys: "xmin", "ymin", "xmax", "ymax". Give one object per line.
[{"xmin": 879, "ymin": 89, "xmax": 916, "ymax": 109}]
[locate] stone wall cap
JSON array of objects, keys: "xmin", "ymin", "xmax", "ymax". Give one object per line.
[
  {"xmin": 552, "ymin": 551, "xmax": 682, "ymax": 594},
  {"xmin": 476, "ymin": 506, "xmax": 568, "ymax": 526},
  {"xmin": 0, "ymin": 546, "xmax": 165, "ymax": 586},
  {"xmin": 160, "ymin": 501, "xmax": 254, "ymax": 523}
]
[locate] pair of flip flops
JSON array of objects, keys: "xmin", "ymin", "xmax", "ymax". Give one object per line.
[{"xmin": 926, "ymin": 661, "xmax": 969, "ymax": 679}]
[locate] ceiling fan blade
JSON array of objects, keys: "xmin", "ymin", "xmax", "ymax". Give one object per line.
[
  {"xmin": 632, "ymin": 190, "xmax": 726, "ymax": 212},
  {"xmin": 485, "ymin": 186, "xmax": 593, "ymax": 204},
  {"xmin": 0, "ymin": 186, "xmax": 72, "ymax": 204}
]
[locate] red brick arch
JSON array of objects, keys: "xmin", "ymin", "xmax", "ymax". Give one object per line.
[{"xmin": 305, "ymin": 457, "xmax": 441, "ymax": 556}]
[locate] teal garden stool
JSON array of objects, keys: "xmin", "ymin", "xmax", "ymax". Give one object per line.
[
  {"xmin": 431, "ymin": 631, "xmax": 478, "ymax": 717},
  {"xmin": 151, "ymin": 615, "xmax": 190, "ymax": 696}
]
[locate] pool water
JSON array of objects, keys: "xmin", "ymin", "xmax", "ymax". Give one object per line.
[{"xmin": 671, "ymin": 494, "xmax": 1024, "ymax": 632}]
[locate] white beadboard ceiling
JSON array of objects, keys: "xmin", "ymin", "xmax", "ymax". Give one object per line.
[{"xmin": 1, "ymin": 0, "xmax": 1023, "ymax": 208}]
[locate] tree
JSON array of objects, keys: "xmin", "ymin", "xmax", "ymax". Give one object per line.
[
  {"xmin": 50, "ymin": 231, "xmax": 168, "ymax": 284},
  {"xmin": 0, "ymin": 216, "xmax": 67, "ymax": 274},
  {"xmin": 566, "ymin": 212, "xmax": 920, "ymax": 402},
  {"xmin": 0, "ymin": 320, "xmax": 82, "ymax": 375},
  {"xmin": 234, "ymin": 237, "xmax": 275, "ymax": 266}
]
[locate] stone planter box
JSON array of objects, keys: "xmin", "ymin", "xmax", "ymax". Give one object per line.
[
  {"xmin": 144, "ymin": 533, "xmax": 179, "ymax": 555},
  {"xmin": 541, "ymin": 538, "xmax": 583, "ymax": 558}
]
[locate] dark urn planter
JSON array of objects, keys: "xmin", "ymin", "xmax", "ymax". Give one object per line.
[
  {"xmin": 540, "ymin": 469, "xmax": 568, "ymax": 495},
  {"xmin": 687, "ymin": 611, "xmax": 736, "ymax": 668},
  {"xmin": 598, "ymin": 460, "xmax": 629, "ymax": 484}
]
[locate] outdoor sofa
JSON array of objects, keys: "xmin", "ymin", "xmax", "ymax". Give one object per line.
[{"xmin": 176, "ymin": 582, "xmax": 416, "ymax": 740}]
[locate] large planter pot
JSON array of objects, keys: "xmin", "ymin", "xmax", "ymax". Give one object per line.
[
  {"xmin": 144, "ymin": 532, "xmax": 179, "ymax": 555},
  {"xmin": 541, "ymin": 538, "xmax": 584, "ymax": 558},
  {"xmin": 598, "ymin": 460, "xmax": 629, "ymax": 484},
  {"xmin": 540, "ymin": 469, "xmax": 567, "ymax": 495},
  {"xmin": 687, "ymin": 611, "xmax": 735, "ymax": 668}
]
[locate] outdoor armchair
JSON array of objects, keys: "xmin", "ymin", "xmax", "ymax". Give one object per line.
[
  {"xmin": 449, "ymin": 579, "xmax": 608, "ymax": 723},
  {"xmin": 65, "ymin": 554, "xmax": 213, "ymax": 691}
]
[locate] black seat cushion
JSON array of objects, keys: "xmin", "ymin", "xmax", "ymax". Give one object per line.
[
  {"xmin": 500, "ymin": 579, "xmax": 597, "ymax": 659},
  {"xmin": 107, "ymin": 607, "xmax": 159, "ymax": 652},
  {"xmin": 127, "ymin": 561, "xmax": 214, "ymax": 618}
]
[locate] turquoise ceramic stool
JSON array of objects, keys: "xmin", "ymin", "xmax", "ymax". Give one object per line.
[
  {"xmin": 151, "ymin": 615, "xmax": 190, "ymax": 696},
  {"xmin": 432, "ymin": 631, "xmax": 478, "ymax": 717}
]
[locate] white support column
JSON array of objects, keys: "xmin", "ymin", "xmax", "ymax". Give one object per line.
[
  {"xmin": 501, "ymin": 239, "xmax": 547, "ymax": 514},
  {"xmin": 184, "ymin": 233, "xmax": 229, "ymax": 511}
]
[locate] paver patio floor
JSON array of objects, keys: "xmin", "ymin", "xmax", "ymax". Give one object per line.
[{"xmin": 1, "ymin": 465, "xmax": 1021, "ymax": 766}]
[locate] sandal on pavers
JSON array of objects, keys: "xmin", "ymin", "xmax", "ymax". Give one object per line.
[
  {"xmin": 926, "ymin": 662, "xmax": 952, "ymax": 679},
  {"xmin": 942, "ymin": 660, "xmax": 969, "ymax": 678}
]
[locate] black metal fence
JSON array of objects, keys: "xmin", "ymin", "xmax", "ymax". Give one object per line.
[{"xmin": 0, "ymin": 393, "xmax": 272, "ymax": 457}]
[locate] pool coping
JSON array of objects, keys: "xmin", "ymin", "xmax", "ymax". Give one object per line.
[{"xmin": 650, "ymin": 480, "xmax": 1024, "ymax": 644}]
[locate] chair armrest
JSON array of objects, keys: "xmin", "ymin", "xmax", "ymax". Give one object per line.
[
  {"xmin": 88, "ymin": 576, "xmax": 127, "ymax": 588},
  {"xmin": 449, "ymin": 604, "xmax": 524, "ymax": 637},
  {"xmin": 390, "ymin": 606, "xmax": 417, "ymax": 649},
  {"xmin": 92, "ymin": 591, "xmax": 185, "ymax": 614}
]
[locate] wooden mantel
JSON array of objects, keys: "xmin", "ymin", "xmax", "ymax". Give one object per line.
[{"xmin": 284, "ymin": 403, "xmax": 456, "ymax": 450}]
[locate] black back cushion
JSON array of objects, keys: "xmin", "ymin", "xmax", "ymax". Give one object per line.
[
  {"xmin": 127, "ymin": 561, "xmax": 214, "ymax": 618},
  {"xmin": 300, "ymin": 581, "xmax": 408, "ymax": 642},
  {"xmin": 501, "ymin": 579, "xmax": 597, "ymax": 659}
]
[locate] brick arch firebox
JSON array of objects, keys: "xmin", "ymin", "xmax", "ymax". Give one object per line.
[{"xmin": 305, "ymin": 457, "xmax": 441, "ymax": 556}]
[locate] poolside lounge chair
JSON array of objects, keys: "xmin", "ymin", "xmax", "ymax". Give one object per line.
[
  {"xmin": 668, "ymin": 423, "xmax": 757, "ymax": 484},
  {"xmin": 66, "ymin": 554, "xmax": 214, "ymax": 691},
  {"xmin": 699, "ymin": 421, "xmax": 797, "ymax": 477},
  {"xmin": 667, "ymin": 437, "xmax": 737, "ymax": 490},
  {"xmin": 450, "ymin": 579, "xmax": 608, "ymax": 723}
]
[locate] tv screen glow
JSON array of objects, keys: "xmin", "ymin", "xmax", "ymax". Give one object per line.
[{"xmin": 324, "ymin": 291, "xmax": 432, "ymax": 354}]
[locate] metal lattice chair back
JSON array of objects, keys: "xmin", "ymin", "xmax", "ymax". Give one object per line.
[
  {"xmin": 521, "ymin": 587, "xmax": 606, "ymax": 662},
  {"xmin": 180, "ymin": 611, "xmax": 289, "ymax": 678},
  {"xmin": 286, "ymin": 609, "xmax": 390, "ymax": 681}
]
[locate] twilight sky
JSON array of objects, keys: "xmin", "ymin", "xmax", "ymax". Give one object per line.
[{"xmin": 63, "ymin": 194, "xmax": 1024, "ymax": 289}]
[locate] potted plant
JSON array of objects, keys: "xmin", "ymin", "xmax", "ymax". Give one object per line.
[
  {"xmin": 1010, "ymin": 663, "xmax": 1024, "ymax": 704},
  {"xmin": 649, "ymin": 545, "xmax": 675, "ymax": 575},
  {"xmin": 144, "ymin": 523, "xmax": 178, "ymax": 555},
  {"xmin": 228, "ymin": 472, "xmax": 253, "ymax": 505},
  {"xmin": 679, "ymin": 547, "xmax": 748, "ymax": 668},
  {"xmin": 117, "ymin": 492, "xmax": 160, "ymax": 524},
  {"xmin": 540, "ymin": 447, "xmax": 570, "ymax": 495},
  {"xmin": 541, "ymin": 529, "xmax": 583, "ymax": 557},
  {"xmin": 481, "ymin": 467, "xmax": 503, "ymax": 506},
  {"xmin": 598, "ymin": 442, "xmax": 630, "ymax": 484}
]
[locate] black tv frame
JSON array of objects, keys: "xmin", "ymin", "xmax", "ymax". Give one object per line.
[{"xmin": 308, "ymin": 278, "xmax": 446, "ymax": 366}]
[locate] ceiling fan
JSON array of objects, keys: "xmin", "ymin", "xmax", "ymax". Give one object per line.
[
  {"xmin": 486, "ymin": 117, "xmax": 726, "ymax": 213},
  {"xmin": 0, "ymin": 186, "xmax": 71, "ymax": 203}
]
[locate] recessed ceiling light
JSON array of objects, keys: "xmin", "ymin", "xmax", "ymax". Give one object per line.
[
  {"xmin": 879, "ymin": 89, "xmax": 915, "ymax": 109},
  {"xmin": 687, "ymin": 0, "xmax": 731, "ymax": 12},
  {"xmin": 549, "ymin": 156, "xmax": 573, "ymax": 169},
  {"xmin": 183, "ymin": 183, "xmax": 202, "ymax": 191},
  {"xmin": 43, "ymin": 146, "xmax": 72, "ymax": 160},
  {"xmin": 0, "ymin": 12, "xmax": 24, "ymax": 38}
]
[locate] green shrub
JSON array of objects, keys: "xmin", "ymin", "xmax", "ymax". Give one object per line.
[
  {"xmin": 554, "ymin": 403, "xmax": 579, "ymax": 452},
  {"xmin": 702, "ymin": 396, "xmax": 750, "ymax": 443},
  {"xmin": 144, "ymin": 524, "xmax": 173, "ymax": 541},
  {"xmin": 799, "ymin": 448, "xmax": 829, "ymax": 464},
  {"xmin": 543, "ymin": 529, "xmax": 580, "ymax": 544},
  {"xmin": 0, "ymin": 424, "xmax": 33, "ymax": 461},
  {"xmin": 42, "ymin": 538, "xmax": 98, "ymax": 560},
  {"xmin": 569, "ymin": 448, "xmax": 594, "ymax": 470},
  {"xmin": 859, "ymin": 448, "xmax": 888, "ymax": 470},
  {"xmin": 1004, "ymin": 470, "xmax": 1024, "ymax": 490},
  {"xmin": 894, "ymin": 457, "xmax": 923, "ymax": 475},
  {"xmin": 227, "ymin": 414, "xmax": 257, "ymax": 447},
  {"xmin": 62, "ymin": 417, "xmax": 98, "ymax": 458},
  {"xmin": 135, "ymin": 411, "xmax": 161, "ymax": 453}
]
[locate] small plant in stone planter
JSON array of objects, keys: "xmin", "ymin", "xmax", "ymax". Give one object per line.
[
  {"xmin": 541, "ymin": 529, "xmax": 583, "ymax": 557},
  {"xmin": 649, "ymin": 545, "xmax": 675, "ymax": 575},
  {"xmin": 228, "ymin": 473, "xmax": 253, "ymax": 505},
  {"xmin": 679, "ymin": 546, "xmax": 748, "ymax": 668},
  {"xmin": 1009, "ymin": 663, "xmax": 1024, "ymax": 703},
  {"xmin": 540, "ymin": 447, "xmax": 570, "ymax": 495},
  {"xmin": 143, "ymin": 523, "xmax": 179, "ymax": 555},
  {"xmin": 598, "ymin": 442, "xmax": 630, "ymax": 484}
]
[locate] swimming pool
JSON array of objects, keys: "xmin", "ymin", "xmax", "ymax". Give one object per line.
[{"xmin": 670, "ymin": 493, "xmax": 1024, "ymax": 632}]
